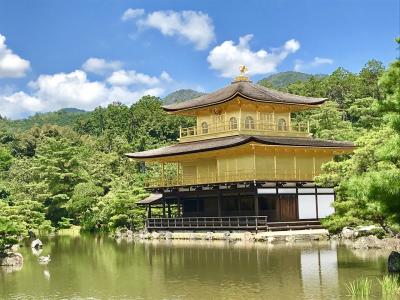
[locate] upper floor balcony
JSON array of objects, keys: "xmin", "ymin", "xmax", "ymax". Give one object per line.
[
  {"xmin": 144, "ymin": 168, "xmax": 317, "ymax": 189},
  {"xmin": 179, "ymin": 118, "xmax": 310, "ymax": 142}
]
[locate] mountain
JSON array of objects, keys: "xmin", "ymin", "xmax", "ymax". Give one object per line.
[
  {"xmin": 163, "ymin": 89, "xmax": 205, "ymax": 105},
  {"xmin": 258, "ymin": 71, "xmax": 325, "ymax": 89},
  {"xmin": 58, "ymin": 108, "xmax": 87, "ymax": 113}
]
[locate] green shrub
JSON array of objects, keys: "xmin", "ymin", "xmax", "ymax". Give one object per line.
[
  {"xmin": 0, "ymin": 216, "xmax": 24, "ymax": 257},
  {"xmin": 58, "ymin": 217, "xmax": 73, "ymax": 229},
  {"xmin": 345, "ymin": 277, "xmax": 372, "ymax": 298},
  {"xmin": 377, "ymin": 275, "xmax": 400, "ymax": 296}
]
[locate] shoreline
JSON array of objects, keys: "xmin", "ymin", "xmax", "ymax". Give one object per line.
[{"xmin": 114, "ymin": 228, "xmax": 400, "ymax": 252}]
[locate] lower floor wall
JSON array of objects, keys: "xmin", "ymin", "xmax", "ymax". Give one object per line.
[
  {"xmin": 257, "ymin": 187, "xmax": 335, "ymax": 221},
  {"xmin": 156, "ymin": 184, "xmax": 335, "ymax": 222}
]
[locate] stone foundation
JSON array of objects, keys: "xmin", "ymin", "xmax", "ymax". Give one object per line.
[{"xmin": 120, "ymin": 229, "xmax": 330, "ymax": 244}]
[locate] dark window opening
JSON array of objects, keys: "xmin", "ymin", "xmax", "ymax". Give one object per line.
[
  {"xmin": 259, "ymin": 196, "xmax": 277, "ymax": 210},
  {"xmin": 183, "ymin": 199, "xmax": 204, "ymax": 213}
]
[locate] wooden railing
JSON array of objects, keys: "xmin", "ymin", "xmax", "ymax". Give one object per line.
[
  {"xmin": 144, "ymin": 169, "xmax": 317, "ymax": 188},
  {"xmin": 146, "ymin": 216, "xmax": 268, "ymax": 230},
  {"xmin": 180, "ymin": 119, "xmax": 310, "ymax": 141}
]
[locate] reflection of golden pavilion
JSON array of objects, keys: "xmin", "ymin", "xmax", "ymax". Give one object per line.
[{"xmin": 126, "ymin": 67, "xmax": 355, "ymax": 230}]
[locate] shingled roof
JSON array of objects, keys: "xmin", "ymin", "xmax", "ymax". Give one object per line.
[
  {"xmin": 162, "ymin": 81, "xmax": 327, "ymax": 112},
  {"xmin": 125, "ymin": 135, "xmax": 355, "ymax": 159}
]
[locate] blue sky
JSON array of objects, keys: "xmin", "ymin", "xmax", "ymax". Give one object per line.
[{"xmin": 0, "ymin": 0, "xmax": 398, "ymax": 119}]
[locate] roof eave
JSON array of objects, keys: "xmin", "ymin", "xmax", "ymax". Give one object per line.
[
  {"xmin": 162, "ymin": 92, "xmax": 327, "ymax": 113},
  {"xmin": 125, "ymin": 136, "xmax": 354, "ymax": 160}
]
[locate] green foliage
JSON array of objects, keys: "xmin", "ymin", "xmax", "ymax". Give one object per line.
[
  {"xmin": 308, "ymin": 101, "xmax": 357, "ymax": 141},
  {"xmin": 0, "ymin": 216, "xmax": 24, "ymax": 257},
  {"xmin": 347, "ymin": 97, "xmax": 383, "ymax": 129},
  {"xmin": 74, "ymin": 97, "xmax": 194, "ymax": 151},
  {"xmin": 317, "ymin": 52, "xmax": 400, "ymax": 234},
  {"xmin": 287, "ymin": 60, "xmax": 386, "ymax": 110},
  {"xmin": 318, "ymin": 126, "xmax": 399, "ymax": 233},
  {"xmin": 58, "ymin": 217, "xmax": 73, "ymax": 229},
  {"xmin": 0, "ymin": 147, "xmax": 13, "ymax": 172},
  {"xmin": 79, "ymin": 180, "xmax": 147, "ymax": 232},
  {"xmin": 378, "ymin": 55, "xmax": 400, "ymax": 132}
]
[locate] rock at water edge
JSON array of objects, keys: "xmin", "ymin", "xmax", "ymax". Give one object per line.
[
  {"xmin": 31, "ymin": 239, "xmax": 43, "ymax": 249},
  {"xmin": 388, "ymin": 251, "xmax": 400, "ymax": 273},
  {"xmin": 341, "ymin": 227, "xmax": 356, "ymax": 239},
  {"xmin": 0, "ymin": 252, "xmax": 23, "ymax": 267}
]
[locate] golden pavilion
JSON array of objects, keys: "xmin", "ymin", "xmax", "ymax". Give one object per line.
[{"xmin": 126, "ymin": 67, "xmax": 355, "ymax": 231}]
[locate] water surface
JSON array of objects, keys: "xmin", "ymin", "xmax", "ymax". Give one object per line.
[{"xmin": 0, "ymin": 235, "xmax": 388, "ymax": 299}]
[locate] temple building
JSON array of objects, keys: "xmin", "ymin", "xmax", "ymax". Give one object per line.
[{"xmin": 126, "ymin": 67, "xmax": 355, "ymax": 231}]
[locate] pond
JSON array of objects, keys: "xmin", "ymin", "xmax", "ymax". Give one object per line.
[{"xmin": 0, "ymin": 235, "xmax": 389, "ymax": 299}]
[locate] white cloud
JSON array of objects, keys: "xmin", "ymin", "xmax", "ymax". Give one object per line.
[
  {"xmin": 294, "ymin": 57, "xmax": 334, "ymax": 72},
  {"xmin": 82, "ymin": 57, "xmax": 123, "ymax": 75},
  {"xmin": 121, "ymin": 8, "xmax": 145, "ymax": 21},
  {"xmin": 0, "ymin": 92, "xmax": 44, "ymax": 118},
  {"xmin": 0, "ymin": 69, "xmax": 168, "ymax": 119},
  {"xmin": 160, "ymin": 71, "xmax": 173, "ymax": 82},
  {"xmin": 107, "ymin": 70, "xmax": 160, "ymax": 86},
  {"xmin": 107, "ymin": 69, "xmax": 173, "ymax": 86},
  {"xmin": 207, "ymin": 35, "xmax": 300, "ymax": 78},
  {"xmin": 28, "ymin": 70, "xmax": 109, "ymax": 109},
  {"xmin": 134, "ymin": 10, "xmax": 215, "ymax": 50},
  {"xmin": 0, "ymin": 34, "xmax": 30, "ymax": 78}
]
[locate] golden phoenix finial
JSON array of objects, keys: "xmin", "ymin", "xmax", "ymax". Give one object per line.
[{"xmin": 232, "ymin": 65, "xmax": 251, "ymax": 83}]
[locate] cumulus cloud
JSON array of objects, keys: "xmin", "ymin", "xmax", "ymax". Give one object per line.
[
  {"xmin": 121, "ymin": 8, "xmax": 145, "ymax": 21},
  {"xmin": 0, "ymin": 69, "xmax": 167, "ymax": 119},
  {"xmin": 294, "ymin": 57, "xmax": 334, "ymax": 72},
  {"xmin": 106, "ymin": 69, "xmax": 172, "ymax": 86},
  {"xmin": 107, "ymin": 70, "xmax": 159, "ymax": 86},
  {"xmin": 125, "ymin": 9, "xmax": 215, "ymax": 50},
  {"xmin": 0, "ymin": 91, "xmax": 44, "ymax": 118},
  {"xmin": 160, "ymin": 71, "xmax": 173, "ymax": 82},
  {"xmin": 82, "ymin": 57, "xmax": 123, "ymax": 75},
  {"xmin": 207, "ymin": 35, "xmax": 300, "ymax": 78},
  {"xmin": 0, "ymin": 34, "xmax": 30, "ymax": 78}
]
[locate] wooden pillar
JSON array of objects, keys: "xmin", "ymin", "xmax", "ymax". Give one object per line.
[
  {"xmin": 167, "ymin": 202, "xmax": 171, "ymax": 218},
  {"xmin": 162, "ymin": 200, "xmax": 166, "ymax": 218},
  {"xmin": 253, "ymin": 145, "xmax": 256, "ymax": 179},
  {"xmin": 148, "ymin": 205, "xmax": 152, "ymax": 218},
  {"xmin": 254, "ymin": 195, "xmax": 259, "ymax": 216},
  {"xmin": 238, "ymin": 193, "xmax": 241, "ymax": 216},
  {"xmin": 161, "ymin": 162, "xmax": 165, "ymax": 186},
  {"xmin": 217, "ymin": 191, "xmax": 222, "ymax": 217},
  {"xmin": 177, "ymin": 197, "xmax": 181, "ymax": 217}
]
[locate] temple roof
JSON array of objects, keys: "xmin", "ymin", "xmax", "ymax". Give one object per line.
[
  {"xmin": 125, "ymin": 135, "xmax": 355, "ymax": 159},
  {"xmin": 162, "ymin": 81, "xmax": 327, "ymax": 112},
  {"xmin": 137, "ymin": 193, "xmax": 163, "ymax": 205}
]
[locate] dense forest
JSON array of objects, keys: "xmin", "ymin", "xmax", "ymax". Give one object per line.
[
  {"xmin": 0, "ymin": 45, "xmax": 399, "ymax": 255},
  {"xmin": 258, "ymin": 71, "xmax": 325, "ymax": 89}
]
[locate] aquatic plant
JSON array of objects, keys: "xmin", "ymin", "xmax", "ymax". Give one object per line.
[
  {"xmin": 345, "ymin": 277, "xmax": 372, "ymax": 298},
  {"xmin": 377, "ymin": 275, "xmax": 400, "ymax": 297}
]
